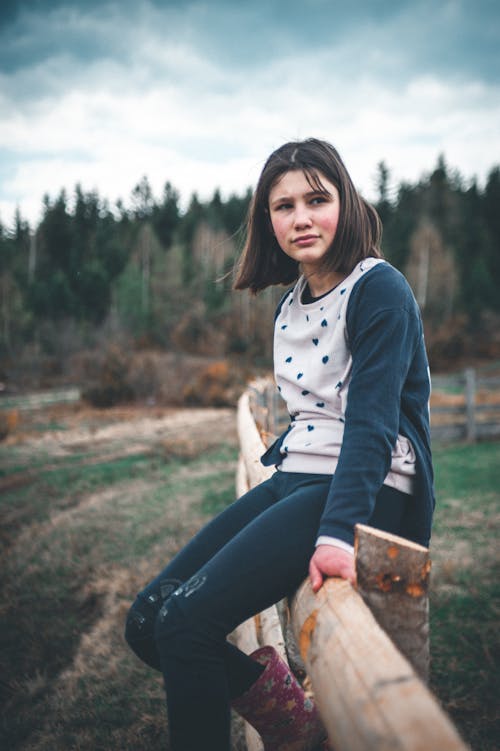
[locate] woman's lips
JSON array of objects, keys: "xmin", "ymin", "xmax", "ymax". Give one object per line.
[{"xmin": 293, "ymin": 234, "xmax": 319, "ymax": 246}]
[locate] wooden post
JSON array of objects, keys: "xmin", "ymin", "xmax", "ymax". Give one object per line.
[
  {"xmin": 355, "ymin": 524, "xmax": 430, "ymax": 682},
  {"xmin": 464, "ymin": 368, "xmax": 477, "ymax": 443},
  {"xmin": 291, "ymin": 577, "xmax": 468, "ymax": 751},
  {"xmin": 259, "ymin": 605, "xmax": 288, "ymax": 663}
]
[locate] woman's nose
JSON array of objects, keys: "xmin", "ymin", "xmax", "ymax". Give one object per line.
[{"xmin": 293, "ymin": 204, "xmax": 312, "ymax": 228}]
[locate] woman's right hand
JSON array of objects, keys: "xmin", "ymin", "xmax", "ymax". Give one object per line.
[{"xmin": 308, "ymin": 545, "xmax": 356, "ymax": 592}]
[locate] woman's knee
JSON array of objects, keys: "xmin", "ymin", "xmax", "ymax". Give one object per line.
[
  {"xmin": 153, "ymin": 593, "xmax": 188, "ymax": 650},
  {"xmin": 125, "ymin": 577, "xmax": 182, "ymax": 652},
  {"xmin": 153, "ymin": 582, "xmax": 214, "ymax": 662}
]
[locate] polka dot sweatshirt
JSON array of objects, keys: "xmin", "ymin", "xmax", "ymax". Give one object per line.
[{"xmin": 261, "ymin": 259, "xmax": 435, "ymax": 550}]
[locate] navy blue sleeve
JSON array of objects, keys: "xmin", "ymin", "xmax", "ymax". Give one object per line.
[
  {"xmin": 317, "ymin": 265, "xmax": 423, "ymax": 545},
  {"xmin": 274, "ymin": 287, "xmax": 293, "ymax": 322}
]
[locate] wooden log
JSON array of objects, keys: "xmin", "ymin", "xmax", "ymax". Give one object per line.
[
  {"xmin": 259, "ymin": 605, "xmax": 288, "ymax": 663},
  {"xmin": 237, "ymin": 392, "xmax": 274, "ymax": 488},
  {"xmin": 276, "ymin": 598, "xmax": 307, "ymax": 680},
  {"xmin": 232, "ymin": 617, "xmax": 264, "ymax": 751},
  {"xmin": 291, "ymin": 577, "xmax": 468, "ymax": 751},
  {"xmin": 234, "ymin": 616, "xmax": 260, "ymax": 657},
  {"xmin": 464, "ymin": 367, "xmax": 477, "ymax": 442},
  {"xmin": 236, "ymin": 453, "xmax": 250, "ymax": 497},
  {"xmin": 355, "ymin": 524, "xmax": 430, "ymax": 682}
]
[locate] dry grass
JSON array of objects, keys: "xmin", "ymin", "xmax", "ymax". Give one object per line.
[
  {"xmin": 1, "ymin": 400, "xmax": 498, "ymax": 750},
  {"xmin": 428, "ymin": 441, "xmax": 500, "ymax": 750},
  {"xmin": 0, "ymin": 401, "xmax": 244, "ymax": 751}
]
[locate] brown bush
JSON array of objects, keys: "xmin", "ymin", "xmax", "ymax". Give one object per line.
[
  {"xmin": 182, "ymin": 360, "xmax": 246, "ymax": 407},
  {"xmin": 79, "ymin": 348, "xmax": 251, "ymax": 409},
  {"xmin": 170, "ymin": 303, "xmax": 227, "ymax": 356},
  {"xmin": 81, "ymin": 345, "xmax": 134, "ymax": 408},
  {"xmin": 425, "ymin": 311, "xmax": 500, "ymax": 371},
  {"xmin": 425, "ymin": 315, "xmax": 469, "ymax": 370},
  {"xmin": 0, "ymin": 409, "xmax": 19, "ymax": 441},
  {"xmin": 126, "ymin": 351, "xmax": 230, "ymax": 406}
]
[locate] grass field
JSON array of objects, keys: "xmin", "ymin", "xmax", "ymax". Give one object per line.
[
  {"xmin": 0, "ymin": 402, "xmax": 499, "ymax": 750},
  {"xmin": 429, "ymin": 442, "xmax": 500, "ymax": 750}
]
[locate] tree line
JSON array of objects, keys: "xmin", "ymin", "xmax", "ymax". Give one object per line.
[{"xmin": 1, "ymin": 156, "xmax": 499, "ymax": 375}]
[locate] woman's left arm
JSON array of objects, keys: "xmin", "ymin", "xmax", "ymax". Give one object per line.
[{"xmin": 310, "ymin": 267, "xmax": 423, "ymax": 584}]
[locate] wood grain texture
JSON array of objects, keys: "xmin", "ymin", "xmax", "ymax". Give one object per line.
[
  {"xmin": 355, "ymin": 524, "xmax": 430, "ymax": 682},
  {"xmin": 291, "ymin": 577, "xmax": 468, "ymax": 751}
]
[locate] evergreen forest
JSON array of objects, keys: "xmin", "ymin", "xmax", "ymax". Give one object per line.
[{"xmin": 1, "ymin": 156, "xmax": 500, "ymax": 402}]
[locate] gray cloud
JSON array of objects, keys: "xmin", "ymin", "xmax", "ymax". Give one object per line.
[
  {"xmin": 1, "ymin": 0, "xmax": 499, "ymax": 225},
  {"xmin": 2, "ymin": 1, "xmax": 499, "ymax": 84}
]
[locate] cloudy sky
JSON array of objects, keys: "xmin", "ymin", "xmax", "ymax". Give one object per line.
[{"xmin": 1, "ymin": 0, "xmax": 499, "ymax": 227}]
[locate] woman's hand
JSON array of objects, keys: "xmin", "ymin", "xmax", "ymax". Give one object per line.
[{"xmin": 309, "ymin": 545, "xmax": 356, "ymax": 592}]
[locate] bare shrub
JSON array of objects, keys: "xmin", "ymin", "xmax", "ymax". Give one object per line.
[
  {"xmin": 81, "ymin": 345, "xmax": 134, "ymax": 408},
  {"xmin": 182, "ymin": 360, "xmax": 246, "ymax": 407},
  {"xmin": 170, "ymin": 302, "xmax": 227, "ymax": 356},
  {"xmin": 0, "ymin": 408, "xmax": 19, "ymax": 441}
]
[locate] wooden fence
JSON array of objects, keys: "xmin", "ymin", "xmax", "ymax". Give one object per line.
[
  {"xmin": 231, "ymin": 384, "xmax": 468, "ymax": 751},
  {"xmin": 248, "ymin": 368, "xmax": 500, "ymax": 444},
  {"xmin": 431, "ymin": 368, "xmax": 500, "ymax": 442}
]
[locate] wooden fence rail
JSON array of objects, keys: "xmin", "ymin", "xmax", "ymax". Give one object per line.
[
  {"xmin": 248, "ymin": 368, "xmax": 500, "ymax": 445},
  {"xmin": 431, "ymin": 368, "xmax": 500, "ymax": 442},
  {"xmin": 231, "ymin": 385, "xmax": 468, "ymax": 751}
]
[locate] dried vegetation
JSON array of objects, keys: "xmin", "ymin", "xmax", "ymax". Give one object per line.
[{"xmin": 0, "ymin": 399, "xmax": 498, "ymax": 750}]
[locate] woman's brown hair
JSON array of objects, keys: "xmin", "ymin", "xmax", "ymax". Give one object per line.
[{"xmin": 234, "ymin": 138, "xmax": 383, "ymax": 293}]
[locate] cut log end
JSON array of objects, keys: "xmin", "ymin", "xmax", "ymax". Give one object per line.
[
  {"xmin": 355, "ymin": 524, "xmax": 431, "ymax": 596},
  {"xmin": 355, "ymin": 523, "xmax": 429, "ymax": 552},
  {"xmin": 355, "ymin": 524, "xmax": 431, "ymax": 682}
]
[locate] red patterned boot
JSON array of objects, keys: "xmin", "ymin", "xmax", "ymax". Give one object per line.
[{"xmin": 231, "ymin": 645, "xmax": 327, "ymax": 751}]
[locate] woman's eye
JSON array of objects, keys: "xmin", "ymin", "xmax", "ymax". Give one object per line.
[
  {"xmin": 276, "ymin": 203, "xmax": 292, "ymax": 211},
  {"xmin": 311, "ymin": 196, "xmax": 328, "ymax": 205}
]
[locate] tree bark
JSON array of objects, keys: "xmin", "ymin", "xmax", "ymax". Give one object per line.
[
  {"xmin": 291, "ymin": 577, "xmax": 467, "ymax": 751},
  {"xmin": 355, "ymin": 524, "xmax": 431, "ymax": 682}
]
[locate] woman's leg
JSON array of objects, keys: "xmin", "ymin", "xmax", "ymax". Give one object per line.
[
  {"xmin": 154, "ymin": 471, "xmax": 333, "ymax": 751},
  {"xmin": 126, "ymin": 472, "xmax": 411, "ymax": 750},
  {"xmin": 125, "ymin": 473, "xmax": 284, "ymax": 674}
]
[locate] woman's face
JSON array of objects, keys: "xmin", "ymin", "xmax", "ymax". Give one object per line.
[{"xmin": 268, "ymin": 169, "xmax": 340, "ymax": 277}]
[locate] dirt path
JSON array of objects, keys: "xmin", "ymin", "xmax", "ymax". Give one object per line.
[
  {"xmin": 3, "ymin": 404, "xmax": 237, "ymax": 455},
  {"xmin": 0, "ymin": 402, "xmax": 245, "ymax": 751},
  {"xmin": 0, "ymin": 404, "xmax": 238, "ymax": 490}
]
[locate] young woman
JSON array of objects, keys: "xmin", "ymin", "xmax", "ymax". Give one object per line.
[{"xmin": 125, "ymin": 138, "xmax": 434, "ymax": 751}]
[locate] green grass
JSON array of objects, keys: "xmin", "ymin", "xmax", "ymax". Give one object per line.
[
  {"xmin": 199, "ymin": 470, "xmax": 238, "ymax": 515},
  {"xmin": 0, "ymin": 440, "xmax": 240, "ymax": 750},
  {"xmin": 0, "ymin": 453, "xmax": 162, "ymax": 545},
  {"xmin": 1, "ymin": 426, "xmax": 498, "ymax": 750},
  {"xmin": 430, "ymin": 440, "xmax": 500, "ymax": 750},
  {"xmin": 433, "ymin": 441, "xmax": 500, "ymax": 501}
]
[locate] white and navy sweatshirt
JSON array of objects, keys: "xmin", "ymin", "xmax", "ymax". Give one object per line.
[{"xmin": 261, "ymin": 259, "xmax": 435, "ymax": 549}]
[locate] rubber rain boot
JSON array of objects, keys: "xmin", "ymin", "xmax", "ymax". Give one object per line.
[{"xmin": 231, "ymin": 645, "xmax": 327, "ymax": 751}]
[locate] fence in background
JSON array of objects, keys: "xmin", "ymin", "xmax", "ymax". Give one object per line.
[
  {"xmin": 0, "ymin": 387, "xmax": 81, "ymax": 411},
  {"xmin": 431, "ymin": 368, "xmax": 500, "ymax": 442},
  {"xmin": 249, "ymin": 367, "xmax": 500, "ymax": 445}
]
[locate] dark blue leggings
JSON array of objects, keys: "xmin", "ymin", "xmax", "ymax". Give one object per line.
[{"xmin": 125, "ymin": 471, "xmax": 410, "ymax": 750}]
